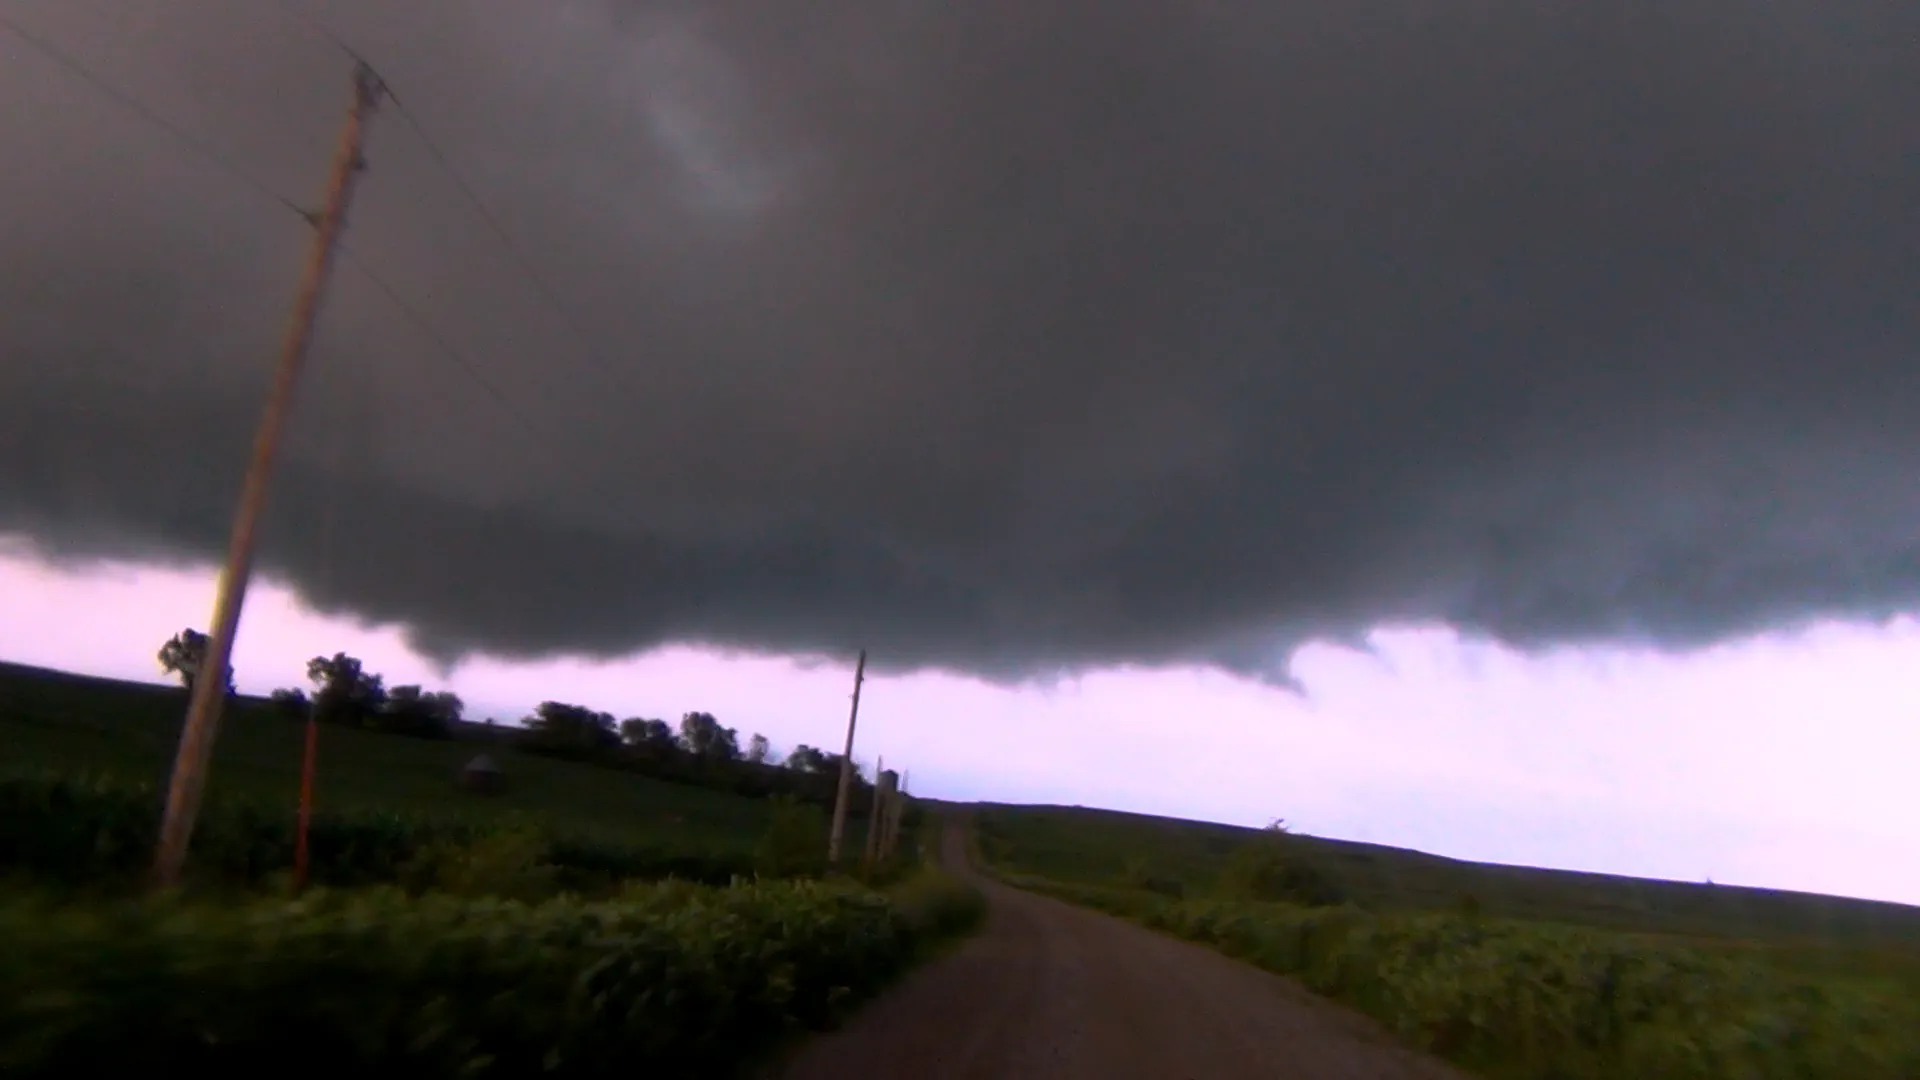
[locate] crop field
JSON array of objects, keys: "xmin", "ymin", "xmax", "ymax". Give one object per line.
[
  {"xmin": 0, "ymin": 660, "xmax": 857, "ymax": 856},
  {"xmin": 0, "ymin": 661, "xmax": 980, "ymax": 1078}
]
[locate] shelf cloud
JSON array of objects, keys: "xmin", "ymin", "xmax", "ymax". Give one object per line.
[{"xmin": 3, "ymin": 0, "xmax": 1917, "ymax": 683}]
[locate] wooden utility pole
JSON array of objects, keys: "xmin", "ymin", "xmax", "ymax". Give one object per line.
[
  {"xmin": 871, "ymin": 769, "xmax": 897, "ymax": 865},
  {"xmin": 152, "ymin": 62, "xmax": 386, "ymax": 889},
  {"xmin": 861, "ymin": 754, "xmax": 885, "ymax": 871},
  {"xmin": 883, "ymin": 764, "xmax": 898, "ymax": 857},
  {"xmin": 882, "ymin": 775, "xmax": 898, "ymax": 860},
  {"xmin": 826, "ymin": 648, "xmax": 866, "ymax": 865},
  {"xmin": 884, "ymin": 769, "xmax": 909, "ymax": 860}
]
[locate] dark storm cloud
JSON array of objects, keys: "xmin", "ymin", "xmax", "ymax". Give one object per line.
[{"xmin": 3, "ymin": 0, "xmax": 1918, "ymax": 683}]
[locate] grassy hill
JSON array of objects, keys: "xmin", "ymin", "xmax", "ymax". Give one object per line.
[
  {"xmin": 975, "ymin": 804, "xmax": 1920, "ymax": 1076},
  {"xmin": 0, "ymin": 659, "xmax": 787, "ymax": 855},
  {"xmin": 973, "ymin": 802, "xmax": 1920, "ymax": 987}
]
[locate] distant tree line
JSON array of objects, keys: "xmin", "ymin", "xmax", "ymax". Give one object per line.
[
  {"xmin": 515, "ymin": 701, "xmax": 870, "ymax": 807},
  {"xmin": 156, "ymin": 629, "xmax": 873, "ymax": 810},
  {"xmin": 256, "ymin": 652, "xmax": 467, "ymax": 741}
]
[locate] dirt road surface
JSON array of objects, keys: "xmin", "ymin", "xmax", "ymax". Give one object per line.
[{"xmin": 771, "ymin": 825, "xmax": 1470, "ymax": 1080}]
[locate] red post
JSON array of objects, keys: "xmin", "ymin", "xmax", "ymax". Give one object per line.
[{"xmin": 292, "ymin": 715, "xmax": 319, "ymax": 890}]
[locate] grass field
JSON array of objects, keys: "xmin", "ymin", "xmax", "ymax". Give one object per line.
[
  {"xmin": 0, "ymin": 660, "xmax": 869, "ymax": 858},
  {"xmin": 973, "ymin": 802, "xmax": 1920, "ymax": 988},
  {"xmin": 975, "ymin": 804, "xmax": 1920, "ymax": 1077}
]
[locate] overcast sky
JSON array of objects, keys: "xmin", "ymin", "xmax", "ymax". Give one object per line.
[{"xmin": 2, "ymin": 0, "xmax": 1917, "ymax": 905}]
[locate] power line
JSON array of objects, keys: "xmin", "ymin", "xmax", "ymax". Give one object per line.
[
  {"xmin": 267, "ymin": 2, "xmax": 656, "ymax": 413},
  {"xmin": 0, "ymin": 10, "xmax": 309, "ymax": 222},
  {"xmin": 3, "ymin": 6, "xmax": 626, "ymax": 505},
  {"xmin": 335, "ymin": 245, "xmax": 577, "ymax": 476},
  {"xmin": 381, "ymin": 94, "xmax": 655, "ymax": 414},
  {"xmin": 333, "ymin": 245, "xmax": 645, "ymax": 526},
  {"xmin": 0, "ymin": 11, "xmax": 587, "ymax": 488}
]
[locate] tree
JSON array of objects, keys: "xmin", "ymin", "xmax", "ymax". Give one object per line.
[
  {"xmin": 526, "ymin": 701, "xmax": 619, "ymax": 752},
  {"xmin": 819, "ymin": 751, "xmax": 861, "ymax": 786},
  {"xmin": 784, "ymin": 744, "xmax": 830, "ymax": 774},
  {"xmin": 679, "ymin": 711, "xmax": 740, "ymax": 763},
  {"xmin": 306, "ymin": 652, "xmax": 388, "ymax": 727},
  {"xmin": 269, "ymin": 687, "xmax": 310, "ymax": 719},
  {"xmin": 380, "ymin": 684, "xmax": 461, "ymax": 739},
  {"xmin": 425, "ymin": 690, "xmax": 463, "ymax": 723},
  {"xmin": 157, "ymin": 628, "xmax": 234, "ymax": 696},
  {"xmin": 746, "ymin": 733, "xmax": 772, "ymax": 765},
  {"xmin": 620, "ymin": 717, "xmax": 677, "ymax": 754}
]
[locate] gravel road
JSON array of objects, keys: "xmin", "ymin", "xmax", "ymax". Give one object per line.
[{"xmin": 770, "ymin": 825, "xmax": 1471, "ymax": 1080}]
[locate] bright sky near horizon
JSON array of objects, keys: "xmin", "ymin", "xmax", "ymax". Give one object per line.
[
  {"xmin": 6, "ymin": 2, "xmax": 1920, "ymax": 915},
  {"xmin": 5, "ymin": 543, "xmax": 1917, "ymax": 908}
]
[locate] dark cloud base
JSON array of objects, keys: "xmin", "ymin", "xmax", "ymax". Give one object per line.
[{"xmin": 2, "ymin": 0, "xmax": 1918, "ymax": 682}]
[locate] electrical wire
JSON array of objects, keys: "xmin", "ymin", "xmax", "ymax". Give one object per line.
[
  {"xmin": 268, "ymin": 2, "xmax": 629, "ymax": 492},
  {"xmin": 334, "ymin": 244, "xmax": 572, "ymax": 473},
  {"xmin": 0, "ymin": 9, "xmax": 311, "ymax": 222},
  {"xmin": 270, "ymin": 0, "xmax": 654, "ymax": 415},
  {"xmin": 381, "ymin": 93, "xmax": 657, "ymax": 415},
  {"xmin": 3, "ymin": 6, "xmax": 625, "ymax": 506}
]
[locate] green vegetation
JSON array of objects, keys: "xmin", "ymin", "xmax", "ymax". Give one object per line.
[
  {"xmin": 0, "ymin": 770, "xmax": 761, "ymax": 895},
  {"xmin": 1214, "ymin": 822, "xmax": 1348, "ymax": 907},
  {"xmin": 0, "ymin": 659, "xmax": 876, "ymax": 859},
  {"xmin": 0, "ymin": 773, "xmax": 981, "ymax": 1077},
  {"xmin": 1002, "ymin": 873, "xmax": 1920, "ymax": 1079},
  {"xmin": 755, "ymin": 793, "xmax": 832, "ymax": 879},
  {"xmin": 0, "ymin": 660, "xmax": 981, "ymax": 1077},
  {"xmin": 887, "ymin": 860, "xmax": 990, "ymax": 943},
  {"xmin": 976, "ymin": 804, "xmax": 1920, "ymax": 946},
  {"xmin": 979, "ymin": 806, "xmax": 1920, "ymax": 1079},
  {"xmin": 0, "ymin": 875, "xmax": 980, "ymax": 1079}
]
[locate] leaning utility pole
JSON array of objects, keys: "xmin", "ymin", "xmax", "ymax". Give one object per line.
[
  {"xmin": 825, "ymin": 648, "xmax": 867, "ymax": 865},
  {"xmin": 152, "ymin": 62, "xmax": 386, "ymax": 889}
]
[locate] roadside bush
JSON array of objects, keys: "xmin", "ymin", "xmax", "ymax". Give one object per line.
[
  {"xmin": 0, "ymin": 879, "xmax": 919, "ymax": 1079},
  {"xmin": 1121, "ymin": 857, "xmax": 1186, "ymax": 899},
  {"xmin": 1216, "ymin": 837, "xmax": 1345, "ymax": 907},
  {"xmin": 886, "ymin": 868, "xmax": 987, "ymax": 942}
]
